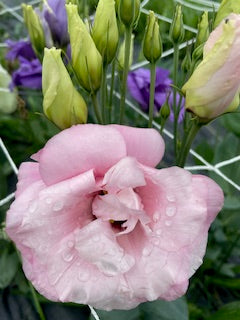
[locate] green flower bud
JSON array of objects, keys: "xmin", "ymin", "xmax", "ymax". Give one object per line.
[
  {"xmin": 214, "ymin": 0, "xmax": 240, "ymax": 28},
  {"xmin": 22, "ymin": 4, "xmax": 45, "ymax": 59},
  {"xmin": 0, "ymin": 65, "xmax": 17, "ymax": 114},
  {"xmin": 160, "ymin": 95, "xmax": 171, "ymax": 120},
  {"xmin": 181, "ymin": 46, "xmax": 192, "ymax": 72},
  {"xmin": 195, "ymin": 11, "xmax": 209, "ymax": 48},
  {"xmin": 169, "ymin": 4, "xmax": 185, "ymax": 44},
  {"xmin": 42, "ymin": 48, "xmax": 88, "ymax": 129},
  {"xmin": 92, "ymin": 0, "xmax": 119, "ymax": 65},
  {"xmin": 143, "ymin": 11, "xmax": 162, "ymax": 64},
  {"xmin": 118, "ymin": 0, "xmax": 140, "ymax": 28},
  {"xmin": 66, "ymin": 4, "xmax": 102, "ymax": 93},
  {"xmin": 192, "ymin": 42, "xmax": 204, "ymax": 62},
  {"xmin": 118, "ymin": 34, "xmax": 134, "ymax": 69}
]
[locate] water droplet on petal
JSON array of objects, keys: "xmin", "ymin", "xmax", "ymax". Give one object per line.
[
  {"xmin": 67, "ymin": 241, "xmax": 74, "ymax": 248},
  {"xmin": 153, "ymin": 212, "xmax": 159, "ymax": 222},
  {"xmin": 93, "ymin": 235, "xmax": 100, "ymax": 242},
  {"xmin": 29, "ymin": 201, "xmax": 37, "ymax": 213},
  {"xmin": 167, "ymin": 194, "xmax": 175, "ymax": 202},
  {"xmin": 165, "ymin": 220, "xmax": 172, "ymax": 227},
  {"xmin": 53, "ymin": 201, "xmax": 63, "ymax": 212},
  {"xmin": 156, "ymin": 229, "xmax": 162, "ymax": 236},
  {"xmin": 62, "ymin": 249, "xmax": 74, "ymax": 262},
  {"xmin": 152, "ymin": 238, "xmax": 160, "ymax": 246},
  {"xmin": 166, "ymin": 206, "xmax": 176, "ymax": 217},
  {"xmin": 78, "ymin": 270, "xmax": 90, "ymax": 282},
  {"xmin": 45, "ymin": 197, "xmax": 52, "ymax": 204},
  {"xmin": 142, "ymin": 247, "xmax": 152, "ymax": 257}
]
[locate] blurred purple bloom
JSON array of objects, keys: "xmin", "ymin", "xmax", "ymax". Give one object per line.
[
  {"xmin": 43, "ymin": 0, "xmax": 69, "ymax": 47},
  {"xmin": 6, "ymin": 40, "xmax": 42, "ymax": 90},
  {"xmin": 127, "ymin": 67, "xmax": 185, "ymax": 122},
  {"xmin": 5, "ymin": 40, "xmax": 36, "ymax": 62},
  {"xmin": 11, "ymin": 57, "xmax": 42, "ymax": 90}
]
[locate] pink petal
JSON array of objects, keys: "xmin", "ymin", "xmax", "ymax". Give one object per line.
[
  {"xmin": 103, "ymin": 157, "xmax": 146, "ymax": 191},
  {"xmin": 37, "ymin": 125, "xmax": 127, "ymax": 185},
  {"xmin": 15, "ymin": 162, "xmax": 41, "ymax": 198},
  {"xmin": 112, "ymin": 125, "xmax": 165, "ymax": 167}
]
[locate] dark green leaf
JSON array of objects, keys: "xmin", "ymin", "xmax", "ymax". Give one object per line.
[{"xmin": 206, "ymin": 302, "xmax": 240, "ymax": 320}]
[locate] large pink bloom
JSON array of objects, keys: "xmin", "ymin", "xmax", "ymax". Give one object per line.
[{"xmin": 6, "ymin": 125, "xmax": 223, "ymax": 310}]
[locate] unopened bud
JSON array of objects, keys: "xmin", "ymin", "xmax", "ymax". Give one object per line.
[
  {"xmin": 195, "ymin": 11, "xmax": 209, "ymax": 48},
  {"xmin": 22, "ymin": 4, "xmax": 45, "ymax": 59},
  {"xmin": 66, "ymin": 4, "xmax": 102, "ymax": 93},
  {"xmin": 92, "ymin": 0, "xmax": 119, "ymax": 65},
  {"xmin": 143, "ymin": 11, "xmax": 162, "ymax": 64},
  {"xmin": 118, "ymin": 0, "xmax": 140, "ymax": 28},
  {"xmin": 169, "ymin": 4, "xmax": 185, "ymax": 44},
  {"xmin": 160, "ymin": 96, "xmax": 171, "ymax": 120},
  {"xmin": 118, "ymin": 34, "xmax": 134, "ymax": 69},
  {"xmin": 181, "ymin": 46, "xmax": 192, "ymax": 72},
  {"xmin": 0, "ymin": 64, "xmax": 17, "ymax": 114},
  {"xmin": 42, "ymin": 48, "xmax": 87, "ymax": 129}
]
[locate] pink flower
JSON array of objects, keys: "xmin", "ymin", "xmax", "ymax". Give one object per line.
[{"xmin": 6, "ymin": 125, "xmax": 223, "ymax": 310}]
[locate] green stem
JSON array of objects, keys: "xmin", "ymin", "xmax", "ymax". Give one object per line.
[
  {"xmin": 119, "ymin": 27, "xmax": 132, "ymax": 124},
  {"xmin": 173, "ymin": 44, "xmax": 179, "ymax": 159},
  {"xmin": 148, "ymin": 63, "xmax": 156, "ymax": 128},
  {"xmin": 15, "ymin": 249, "xmax": 46, "ymax": 320},
  {"xmin": 101, "ymin": 65, "xmax": 107, "ymax": 124},
  {"xmin": 29, "ymin": 282, "xmax": 46, "ymax": 320},
  {"xmin": 177, "ymin": 120, "xmax": 201, "ymax": 167},
  {"xmin": 108, "ymin": 58, "xmax": 116, "ymax": 123},
  {"xmin": 91, "ymin": 93, "xmax": 103, "ymax": 124}
]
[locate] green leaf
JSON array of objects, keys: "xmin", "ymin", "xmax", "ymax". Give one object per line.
[
  {"xmin": 93, "ymin": 298, "xmax": 188, "ymax": 320},
  {"xmin": 206, "ymin": 302, "xmax": 240, "ymax": 320},
  {"xmin": 0, "ymin": 247, "xmax": 19, "ymax": 289},
  {"xmin": 222, "ymin": 112, "xmax": 240, "ymax": 137},
  {"xmin": 207, "ymin": 277, "xmax": 240, "ymax": 290},
  {"xmin": 140, "ymin": 297, "xmax": 189, "ymax": 320},
  {"xmin": 91, "ymin": 307, "xmax": 140, "ymax": 320}
]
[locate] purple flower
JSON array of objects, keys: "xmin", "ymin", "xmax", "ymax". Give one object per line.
[
  {"xmin": 43, "ymin": 0, "xmax": 69, "ymax": 47},
  {"xmin": 6, "ymin": 40, "xmax": 42, "ymax": 90},
  {"xmin": 11, "ymin": 57, "xmax": 42, "ymax": 90},
  {"xmin": 5, "ymin": 40, "xmax": 36, "ymax": 62},
  {"xmin": 127, "ymin": 67, "xmax": 185, "ymax": 122}
]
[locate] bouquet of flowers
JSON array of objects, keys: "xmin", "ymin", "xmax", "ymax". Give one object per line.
[{"xmin": 0, "ymin": 0, "xmax": 240, "ymax": 319}]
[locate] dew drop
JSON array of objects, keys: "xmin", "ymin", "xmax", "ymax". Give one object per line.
[
  {"xmin": 156, "ymin": 229, "xmax": 162, "ymax": 236},
  {"xmin": 29, "ymin": 201, "xmax": 37, "ymax": 213},
  {"xmin": 142, "ymin": 246, "xmax": 152, "ymax": 257},
  {"xmin": 167, "ymin": 194, "xmax": 175, "ymax": 202},
  {"xmin": 62, "ymin": 249, "xmax": 74, "ymax": 262},
  {"xmin": 92, "ymin": 235, "xmax": 100, "ymax": 242},
  {"xmin": 45, "ymin": 197, "xmax": 52, "ymax": 204},
  {"xmin": 153, "ymin": 212, "xmax": 159, "ymax": 222},
  {"xmin": 67, "ymin": 241, "xmax": 74, "ymax": 248},
  {"xmin": 53, "ymin": 201, "xmax": 63, "ymax": 212},
  {"xmin": 78, "ymin": 271, "xmax": 90, "ymax": 282},
  {"xmin": 165, "ymin": 220, "xmax": 172, "ymax": 227},
  {"xmin": 152, "ymin": 238, "xmax": 160, "ymax": 246},
  {"xmin": 166, "ymin": 206, "xmax": 176, "ymax": 217}
]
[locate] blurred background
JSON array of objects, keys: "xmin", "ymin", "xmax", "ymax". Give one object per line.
[{"xmin": 0, "ymin": 0, "xmax": 240, "ymax": 319}]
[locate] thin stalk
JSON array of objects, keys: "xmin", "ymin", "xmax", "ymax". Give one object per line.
[
  {"xmin": 16, "ymin": 249, "xmax": 46, "ymax": 320},
  {"xmin": 101, "ymin": 65, "xmax": 107, "ymax": 124},
  {"xmin": 91, "ymin": 93, "xmax": 103, "ymax": 124},
  {"xmin": 119, "ymin": 27, "xmax": 132, "ymax": 124},
  {"xmin": 148, "ymin": 63, "xmax": 156, "ymax": 128},
  {"xmin": 29, "ymin": 282, "xmax": 46, "ymax": 320},
  {"xmin": 173, "ymin": 44, "xmax": 180, "ymax": 159},
  {"xmin": 177, "ymin": 120, "xmax": 201, "ymax": 167},
  {"xmin": 108, "ymin": 58, "xmax": 116, "ymax": 123}
]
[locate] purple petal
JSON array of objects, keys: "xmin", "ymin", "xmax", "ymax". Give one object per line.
[
  {"xmin": 11, "ymin": 58, "xmax": 42, "ymax": 90},
  {"xmin": 5, "ymin": 39, "xmax": 36, "ymax": 62},
  {"xmin": 43, "ymin": 0, "xmax": 69, "ymax": 47}
]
